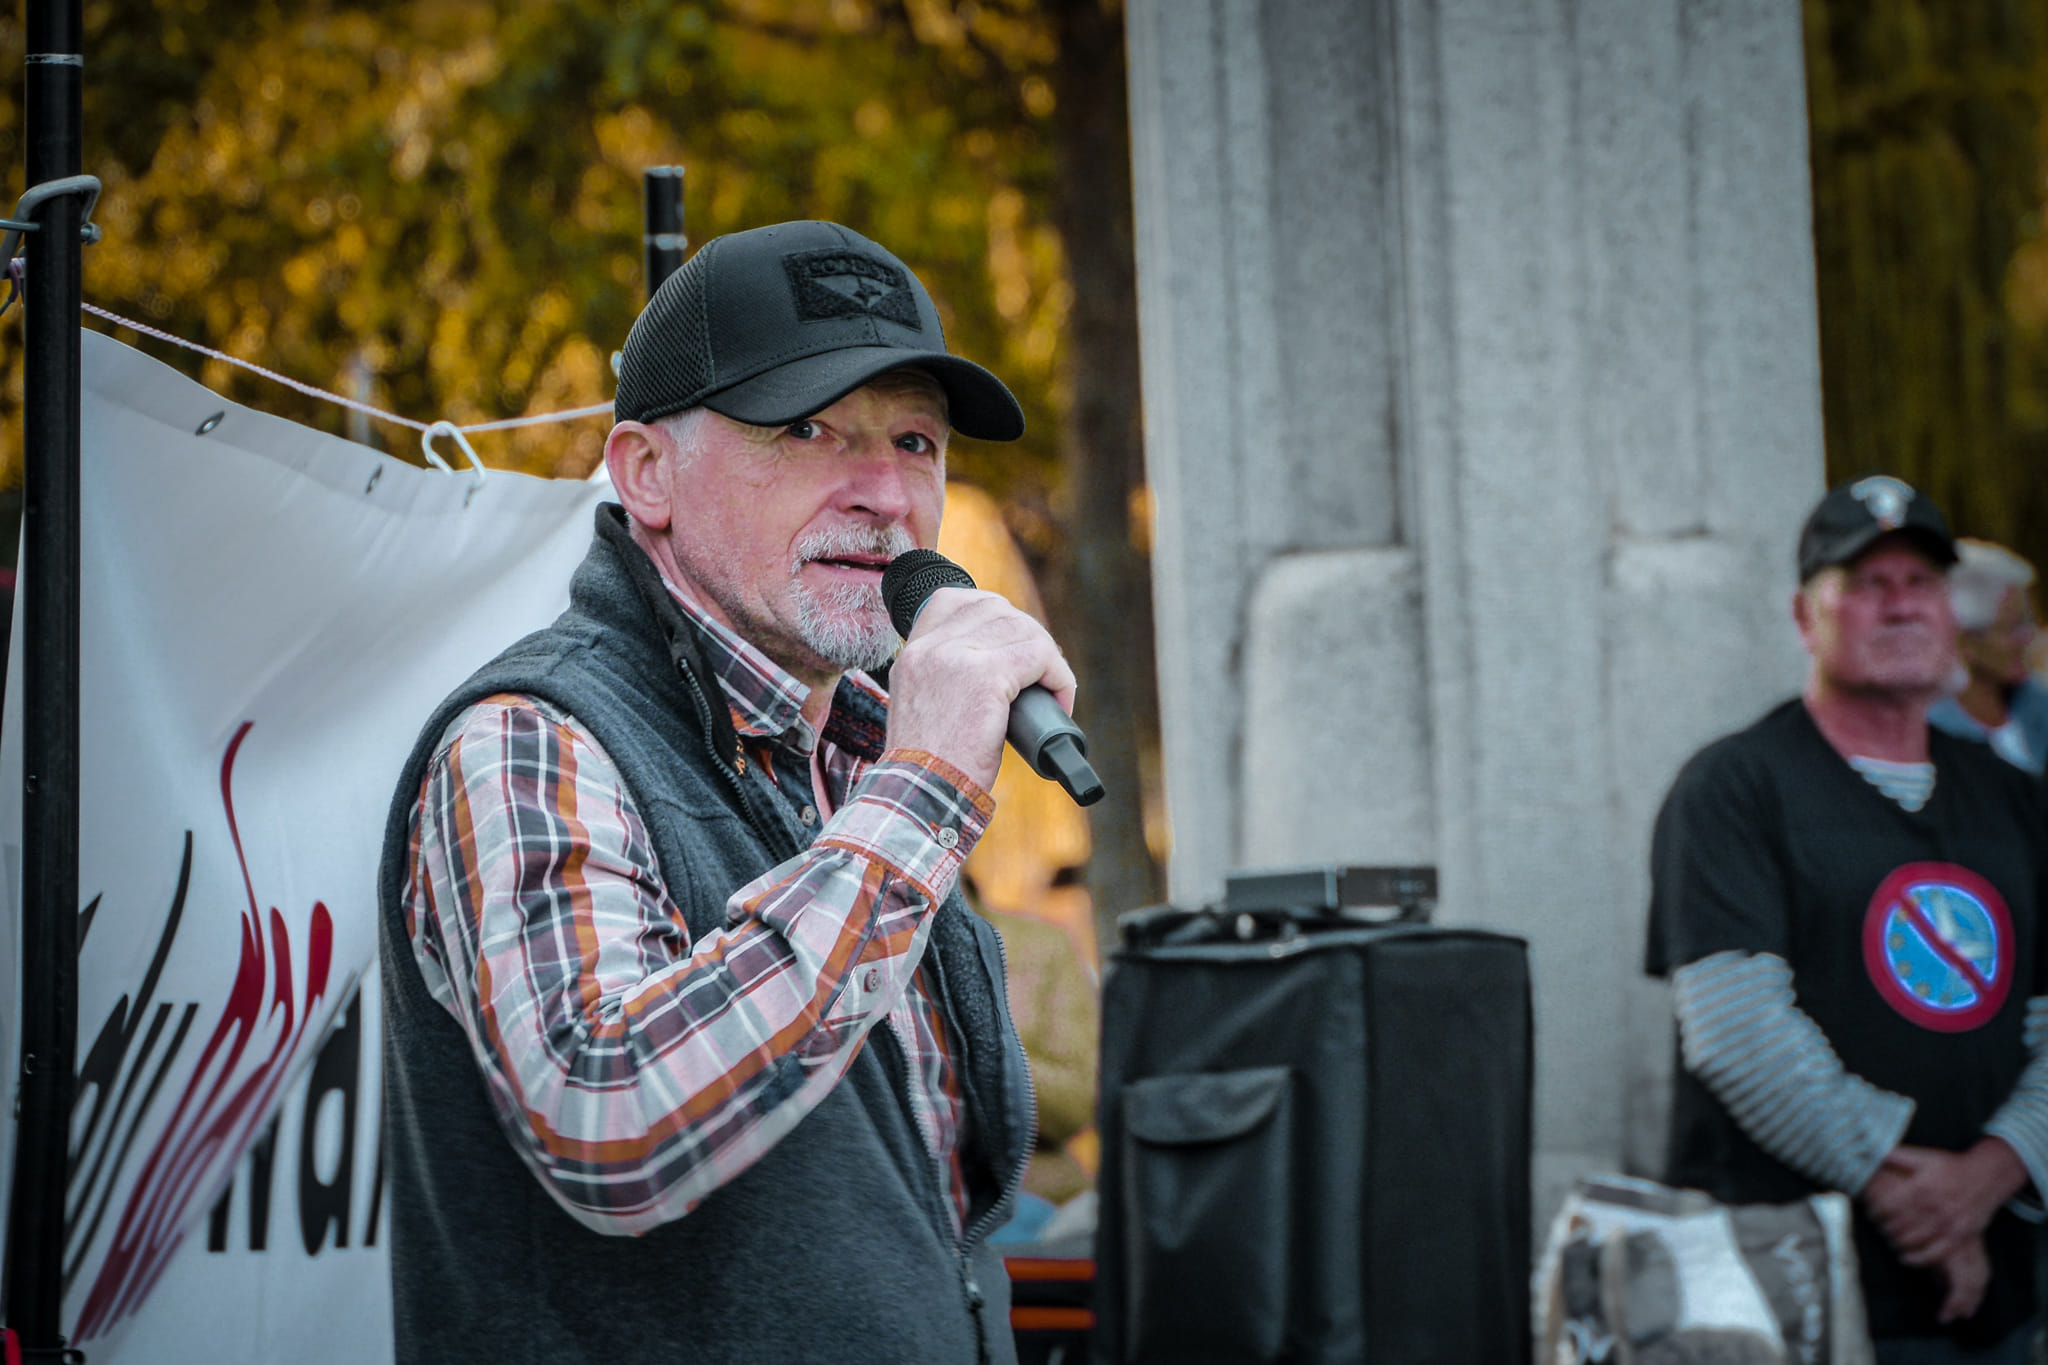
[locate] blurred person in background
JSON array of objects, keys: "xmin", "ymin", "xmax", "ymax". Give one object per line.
[
  {"xmin": 1929, "ymin": 538, "xmax": 2048, "ymax": 775},
  {"xmin": 1647, "ymin": 477, "xmax": 2048, "ymax": 1362}
]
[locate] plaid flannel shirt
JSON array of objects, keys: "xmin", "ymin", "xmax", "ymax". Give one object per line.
[{"xmin": 403, "ymin": 575, "xmax": 993, "ymax": 1237}]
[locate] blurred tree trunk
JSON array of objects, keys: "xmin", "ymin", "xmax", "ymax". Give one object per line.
[
  {"xmin": 1045, "ymin": 0, "xmax": 1164, "ymax": 946},
  {"xmin": 1804, "ymin": 1, "xmax": 2048, "ymax": 567}
]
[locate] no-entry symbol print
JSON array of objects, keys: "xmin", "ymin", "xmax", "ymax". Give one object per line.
[{"xmin": 1862, "ymin": 862, "xmax": 2014, "ymax": 1032}]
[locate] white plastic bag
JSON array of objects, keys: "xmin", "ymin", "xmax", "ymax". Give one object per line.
[{"xmin": 1535, "ymin": 1174, "xmax": 1873, "ymax": 1365}]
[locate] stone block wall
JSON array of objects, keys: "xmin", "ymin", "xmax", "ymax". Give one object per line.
[{"xmin": 1127, "ymin": 0, "xmax": 1825, "ymax": 1221}]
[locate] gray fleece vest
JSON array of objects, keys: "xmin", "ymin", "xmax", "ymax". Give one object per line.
[{"xmin": 376, "ymin": 505, "xmax": 1031, "ymax": 1364}]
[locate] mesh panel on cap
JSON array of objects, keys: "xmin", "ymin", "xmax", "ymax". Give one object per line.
[{"xmin": 617, "ymin": 246, "xmax": 713, "ymax": 423}]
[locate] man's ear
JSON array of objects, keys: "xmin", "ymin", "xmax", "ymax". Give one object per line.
[
  {"xmin": 605, "ymin": 422, "xmax": 671, "ymax": 532},
  {"xmin": 1791, "ymin": 585, "xmax": 1814, "ymax": 640}
]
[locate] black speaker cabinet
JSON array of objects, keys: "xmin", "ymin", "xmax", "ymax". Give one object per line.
[{"xmin": 1093, "ymin": 869, "xmax": 1532, "ymax": 1364}]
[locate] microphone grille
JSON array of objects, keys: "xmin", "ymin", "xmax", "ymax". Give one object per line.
[{"xmin": 883, "ymin": 549, "xmax": 977, "ymax": 638}]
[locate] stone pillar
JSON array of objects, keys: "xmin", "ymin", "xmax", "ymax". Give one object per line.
[{"xmin": 1127, "ymin": 0, "xmax": 1825, "ymax": 1221}]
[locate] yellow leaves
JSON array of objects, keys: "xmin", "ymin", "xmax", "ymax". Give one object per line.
[
  {"xmin": 975, "ymin": 185, "xmax": 1068, "ymax": 423},
  {"xmin": 985, "ymin": 188, "xmax": 1032, "ymax": 321},
  {"xmin": 505, "ymin": 336, "xmax": 611, "ymax": 478},
  {"xmin": 1127, "ymin": 484, "xmax": 1154, "ymax": 557},
  {"xmin": 902, "ymin": 0, "xmax": 966, "ymax": 48},
  {"xmin": 282, "ymin": 254, "xmax": 323, "ymax": 298},
  {"xmin": 934, "ymin": 194, "xmax": 981, "ymax": 232},
  {"xmin": 442, "ymin": 37, "xmax": 503, "ymax": 91},
  {"xmin": 1020, "ymin": 75, "xmax": 1054, "ymax": 118},
  {"xmin": 337, "ymin": 294, "xmax": 374, "ymax": 333},
  {"xmin": 854, "ymin": 100, "xmax": 893, "ymax": 139},
  {"xmin": 153, "ymin": 201, "xmax": 191, "ymax": 237},
  {"xmin": 230, "ymin": 314, "xmax": 269, "ymax": 361},
  {"xmin": 430, "ymin": 310, "xmax": 471, "ymax": 387},
  {"xmin": 2008, "ymin": 237, "xmax": 2048, "ymax": 333},
  {"xmin": 1805, "ymin": 0, "xmax": 2048, "ymax": 566},
  {"xmin": 593, "ymin": 107, "xmax": 677, "ymax": 174},
  {"xmin": 525, "ymin": 289, "xmax": 574, "ymax": 338},
  {"xmin": 830, "ymin": 0, "xmax": 875, "ymax": 31},
  {"xmin": 574, "ymin": 165, "xmax": 624, "ymax": 232},
  {"xmin": 392, "ymin": 134, "xmax": 433, "ymax": 182},
  {"xmin": 968, "ymin": 4, "xmax": 1057, "ymax": 68},
  {"xmin": 709, "ymin": 164, "xmax": 756, "ymax": 227},
  {"xmin": 1019, "ymin": 275, "xmax": 1069, "ymax": 375},
  {"xmin": 501, "ymin": 353, "xmax": 533, "ymax": 397},
  {"xmin": 202, "ymin": 140, "xmax": 234, "ymax": 184},
  {"xmin": 718, "ymin": 108, "xmax": 778, "ymax": 148},
  {"xmin": 0, "ymin": 0, "xmax": 1073, "ymax": 511},
  {"xmin": 382, "ymin": 36, "xmax": 506, "ymax": 185}
]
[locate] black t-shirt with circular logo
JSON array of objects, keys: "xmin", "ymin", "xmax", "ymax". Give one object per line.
[{"xmin": 1647, "ymin": 698, "xmax": 2048, "ymax": 1343}]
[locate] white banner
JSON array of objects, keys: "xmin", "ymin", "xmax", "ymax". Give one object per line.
[{"xmin": 1, "ymin": 329, "xmax": 609, "ymax": 1360}]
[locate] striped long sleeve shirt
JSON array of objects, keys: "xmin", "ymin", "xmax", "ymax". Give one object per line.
[
  {"xmin": 1675, "ymin": 949, "xmax": 2048, "ymax": 1202},
  {"xmin": 402, "ymin": 577, "xmax": 993, "ymax": 1238}
]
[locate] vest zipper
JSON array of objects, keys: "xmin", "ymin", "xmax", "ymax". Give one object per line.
[
  {"xmin": 963, "ymin": 914, "xmax": 1036, "ymax": 1249},
  {"xmin": 673, "ymin": 660, "xmax": 786, "ymax": 857},
  {"xmin": 956, "ymin": 918, "xmax": 1036, "ymax": 1365}
]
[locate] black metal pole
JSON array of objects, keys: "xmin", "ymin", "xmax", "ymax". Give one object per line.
[
  {"xmin": 5, "ymin": 0, "xmax": 83, "ymax": 1352},
  {"xmin": 643, "ymin": 165, "xmax": 685, "ymax": 301}
]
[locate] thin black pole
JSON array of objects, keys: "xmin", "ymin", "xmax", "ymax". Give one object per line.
[
  {"xmin": 643, "ymin": 165, "xmax": 685, "ymax": 301},
  {"xmin": 5, "ymin": 0, "xmax": 83, "ymax": 1352}
]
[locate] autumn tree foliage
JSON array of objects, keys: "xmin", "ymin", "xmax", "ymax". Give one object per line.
[
  {"xmin": 3, "ymin": 2, "xmax": 1057, "ymax": 486},
  {"xmin": 0, "ymin": 0, "xmax": 1162, "ymax": 928},
  {"xmin": 1805, "ymin": 1, "xmax": 2048, "ymax": 570}
]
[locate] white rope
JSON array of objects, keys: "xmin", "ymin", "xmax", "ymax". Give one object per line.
[
  {"xmin": 78, "ymin": 299, "xmax": 614, "ymax": 437},
  {"xmin": 456, "ymin": 403, "xmax": 615, "ymax": 432}
]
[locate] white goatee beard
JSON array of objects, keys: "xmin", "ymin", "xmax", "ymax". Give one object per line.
[{"xmin": 790, "ymin": 523, "xmax": 917, "ymax": 673}]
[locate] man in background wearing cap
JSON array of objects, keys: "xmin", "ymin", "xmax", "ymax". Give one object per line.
[
  {"xmin": 375, "ymin": 221, "xmax": 1058, "ymax": 1364},
  {"xmin": 1646, "ymin": 476, "xmax": 2048, "ymax": 1360}
]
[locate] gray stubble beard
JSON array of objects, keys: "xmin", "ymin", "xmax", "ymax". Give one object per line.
[{"xmin": 790, "ymin": 523, "xmax": 917, "ymax": 673}]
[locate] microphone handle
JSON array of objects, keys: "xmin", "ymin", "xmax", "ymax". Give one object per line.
[{"xmin": 1008, "ymin": 685, "xmax": 1105, "ymax": 806}]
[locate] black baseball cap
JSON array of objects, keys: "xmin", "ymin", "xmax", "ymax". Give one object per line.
[
  {"xmin": 613, "ymin": 220, "xmax": 1024, "ymax": 441},
  {"xmin": 1796, "ymin": 475, "xmax": 1959, "ymax": 582}
]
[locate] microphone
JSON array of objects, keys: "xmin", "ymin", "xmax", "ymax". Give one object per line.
[{"xmin": 881, "ymin": 549, "xmax": 1105, "ymax": 807}]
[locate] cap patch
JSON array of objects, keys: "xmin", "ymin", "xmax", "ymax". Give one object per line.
[
  {"xmin": 783, "ymin": 249, "xmax": 923, "ymax": 331},
  {"xmin": 1851, "ymin": 474, "xmax": 1914, "ymax": 530}
]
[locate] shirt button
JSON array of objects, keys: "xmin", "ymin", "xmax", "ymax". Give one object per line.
[
  {"xmin": 936, "ymin": 825, "xmax": 959, "ymax": 849},
  {"xmin": 799, "ymin": 805, "xmax": 818, "ymax": 826},
  {"xmin": 863, "ymin": 967, "xmax": 883, "ymax": 992}
]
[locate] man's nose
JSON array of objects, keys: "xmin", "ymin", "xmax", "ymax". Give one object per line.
[
  {"xmin": 841, "ymin": 443, "xmax": 916, "ymax": 519},
  {"xmin": 1878, "ymin": 584, "xmax": 1932, "ymax": 619}
]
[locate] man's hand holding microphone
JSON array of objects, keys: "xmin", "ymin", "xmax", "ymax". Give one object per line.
[{"xmin": 881, "ymin": 549, "xmax": 1103, "ymax": 806}]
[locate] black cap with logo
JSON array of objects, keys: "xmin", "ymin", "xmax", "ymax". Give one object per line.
[
  {"xmin": 1796, "ymin": 475, "xmax": 1959, "ymax": 582},
  {"xmin": 613, "ymin": 220, "xmax": 1025, "ymax": 442}
]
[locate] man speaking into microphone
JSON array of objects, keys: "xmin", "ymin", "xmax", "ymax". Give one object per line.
[{"xmin": 375, "ymin": 220, "xmax": 1067, "ymax": 1365}]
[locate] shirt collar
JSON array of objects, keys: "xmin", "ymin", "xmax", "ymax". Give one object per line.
[
  {"xmin": 652, "ymin": 566, "xmax": 889, "ymax": 762},
  {"xmin": 654, "ymin": 568, "xmax": 814, "ymax": 746}
]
